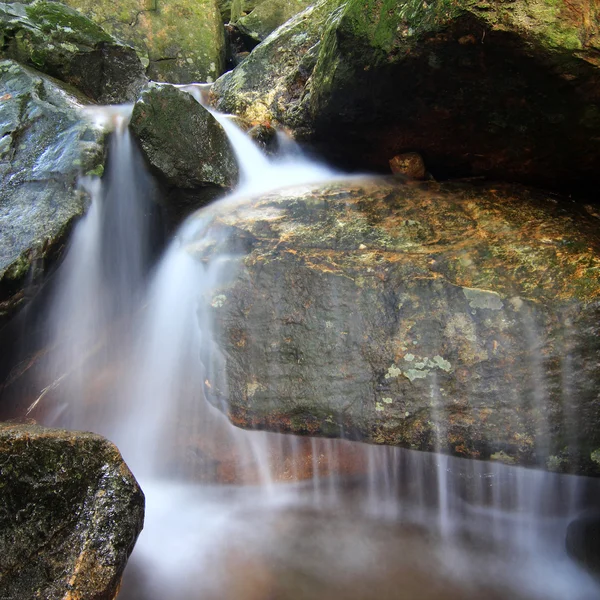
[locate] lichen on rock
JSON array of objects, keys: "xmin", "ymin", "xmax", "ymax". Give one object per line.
[{"xmin": 189, "ymin": 177, "xmax": 600, "ymax": 476}]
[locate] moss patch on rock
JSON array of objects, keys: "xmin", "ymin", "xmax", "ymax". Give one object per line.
[
  {"xmin": 54, "ymin": 0, "xmax": 226, "ymax": 83},
  {"xmin": 0, "ymin": 0, "xmax": 146, "ymax": 102}
]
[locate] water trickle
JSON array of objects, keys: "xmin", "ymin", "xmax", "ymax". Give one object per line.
[{"xmin": 31, "ymin": 98, "xmax": 600, "ymax": 600}]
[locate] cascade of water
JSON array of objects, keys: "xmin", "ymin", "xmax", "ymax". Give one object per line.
[
  {"xmin": 37, "ymin": 105, "xmax": 156, "ymax": 431},
  {"xmin": 33, "ymin": 95, "xmax": 600, "ymax": 600}
]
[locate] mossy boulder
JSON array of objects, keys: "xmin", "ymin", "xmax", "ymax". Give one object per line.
[
  {"xmin": 0, "ymin": 59, "xmax": 105, "ymax": 324},
  {"xmin": 0, "ymin": 1, "xmax": 146, "ymax": 103},
  {"xmin": 212, "ymin": 0, "xmax": 600, "ymax": 196},
  {"xmin": 0, "ymin": 422, "xmax": 144, "ymax": 599},
  {"xmin": 54, "ymin": 0, "xmax": 226, "ymax": 83},
  {"xmin": 188, "ymin": 177, "xmax": 600, "ymax": 476},
  {"xmin": 212, "ymin": 0, "xmax": 343, "ymax": 124},
  {"xmin": 236, "ymin": 0, "xmax": 315, "ymax": 43},
  {"xmin": 130, "ymin": 83, "xmax": 238, "ymax": 189}
]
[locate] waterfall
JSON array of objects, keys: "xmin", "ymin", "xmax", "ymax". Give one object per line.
[{"xmin": 32, "ymin": 99, "xmax": 600, "ymax": 600}]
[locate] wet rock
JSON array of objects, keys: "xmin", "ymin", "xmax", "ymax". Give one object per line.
[
  {"xmin": 0, "ymin": 422, "xmax": 144, "ymax": 599},
  {"xmin": 389, "ymin": 153, "xmax": 426, "ymax": 180},
  {"xmin": 248, "ymin": 123, "xmax": 278, "ymax": 154},
  {"xmin": 54, "ymin": 0, "xmax": 226, "ymax": 83},
  {"xmin": 566, "ymin": 512, "xmax": 600, "ymax": 576},
  {"xmin": 0, "ymin": 59, "xmax": 105, "ymax": 324},
  {"xmin": 191, "ymin": 177, "xmax": 600, "ymax": 475},
  {"xmin": 0, "ymin": 0, "xmax": 146, "ymax": 103},
  {"xmin": 130, "ymin": 83, "xmax": 238, "ymax": 189},
  {"xmin": 236, "ymin": 0, "xmax": 315, "ymax": 44},
  {"xmin": 212, "ymin": 0, "xmax": 600, "ymax": 197}
]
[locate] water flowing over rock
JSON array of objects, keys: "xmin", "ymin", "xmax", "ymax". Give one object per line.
[
  {"xmin": 191, "ymin": 177, "xmax": 600, "ymax": 476},
  {"xmin": 0, "ymin": 59, "xmax": 104, "ymax": 324},
  {"xmin": 130, "ymin": 83, "xmax": 239, "ymax": 190},
  {"xmin": 0, "ymin": 1, "xmax": 147, "ymax": 103},
  {"xmin": 52, "ymin": 0, "xmax": 226, "ymax": 83},
  {"xmin": 212, "ymin": 0, "xmax": 600, "ymax": 196},
  {"xmin": 0, "ymin": 422, "xmax": 144, "ymax": 600}
]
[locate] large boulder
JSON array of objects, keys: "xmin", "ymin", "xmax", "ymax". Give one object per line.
[
  {"xmin": 212, "ymin": 0, "xmax": 600, "ymax": 197},
  {"xmin": 236, "ymin": 0, "xmax": 315, "ymax": 44},
  {"xmin": 54, "ymin": 0, "xmax": 226, "ymax": 83},
  {"xmin": 189, "ymin": 177, "xmax": 600, "ymax": 476},
  {"xmin": 130, "ymin": 83, "xmax": 238, "ymax": 189},
  {"xmin": 0, "ymin": 422, "xmax": 144, "ymax": 599},
  {"xmin": 0, "ymin": 1, "xmax": 146, "ymax": 103},
  {"xmin": 0, "ymin": 60, "xmax": 105, "ymax": 324}
]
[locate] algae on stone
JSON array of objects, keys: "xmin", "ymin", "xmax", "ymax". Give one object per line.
[
  {"xmin": 0, "ymin": 0, "xmax": 146, "ymax": 102},
  {"xmin": 54, "ymin": 0, "xmax": 226, "ymax": 82}
]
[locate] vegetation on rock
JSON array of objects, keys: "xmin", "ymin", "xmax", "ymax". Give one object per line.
[
  {"xmin": 0, "ymin": 0, "xmax": 146, "ymax": 102},
  {"xmin": 191, "ymin": 177, "xmax": 600, "ymax": 476},
  {"xmin": 53, "ymin": 0, "xmax": 226, "ymax": 83},
  {"xmin": 212, "ymin": 0, "xmax": 600, "ymax": 197}
]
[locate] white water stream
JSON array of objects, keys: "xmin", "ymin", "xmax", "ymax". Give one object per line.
[{"xmin": 32, "ymin": 96, "xmax": 600, "ymax": 600}]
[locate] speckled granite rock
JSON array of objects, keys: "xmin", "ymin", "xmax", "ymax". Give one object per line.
[
  {"xmin": 188, "ymin": 177, "xmax": 600, "ymax": 475},
  {"xmin": 0, "ymin": 422, "xmax": 144, "ymax": 600}
]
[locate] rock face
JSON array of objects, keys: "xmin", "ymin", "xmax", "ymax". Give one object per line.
[
  {"xmin": 236, "ymin": 0, "xmax": 315, "ymax": 44},
  {"xmin": 0, "ymin": 59, "xmax": 105, "ymax": 324},
  {"xmin": 0, "ymin": 1, "xmax": 147, "ymax": 103},
  {"xmin": 212, "ymin": 0, "xmax": 600, "ymax": 196},
  {"xmin": 55, "ymin": 0, "xmax": 226, "ymax": 83},
  {"xmin": 0, "ymin": 422, "xmax": 144, "ymax": 600},
  {"xmin": 130, "ymin": 83, "xmax": 238, "ymax": 189},
  {"xmin": 212, "ymin": 0, "xmax": 341, "ymax": 124},
  {"xmin": 191, "ymin": 177, "xmax": 600, "ymax": 476}
]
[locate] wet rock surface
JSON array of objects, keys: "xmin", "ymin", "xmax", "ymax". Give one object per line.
[
  {"xmin": 53, "ymin": 0, "xmax": 226, "ymax": 83},
  {"xmin": 192, "ymin": 177, "xmax": 600, "ymax": 475},
  {"xmin": 0, "ymin": 1, "xmax": 147, "ymax": 103},
  {"xmin": 130, "ymin": 83, "xmax": 238, "ymax": 189},
  {"xmin": 212, "ymin": 0, "xmax": 600, "ymax": 197},
  {"xmin": 0, "ymin": 59, "xmax": 104, "ymax": 324},
  {"xmin": 0, "ymin": 422, "xmax": 144, "ymax": 600}
]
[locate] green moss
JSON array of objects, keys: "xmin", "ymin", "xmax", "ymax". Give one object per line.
[
  {"xmin": 25, "ymin": 1, "xmax": 112, "ymax": 46},
  {"xmin": 5, "ymin": 253, "xmax": 31, "ymax": 281},
  {"xmin": 85, "ymin": 163, "xmax": 104, "ymax": 177},
  {"xmin": 592, "ymin": 449, "xmax": 600, "ymax": 466}
]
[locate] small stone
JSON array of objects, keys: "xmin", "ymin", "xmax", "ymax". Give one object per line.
[{"xmin": 389, "ymin": 152, "xmax": 426, "ymax": 180}]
